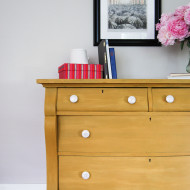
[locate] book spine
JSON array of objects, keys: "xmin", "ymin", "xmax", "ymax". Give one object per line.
[
  {"xmin": 104, "ymin": 52, "xmax": 109, "ymax": 79},
  {"xmin": 106, "ymin": 40, "xmax": 112, "ymax": 79},
  {"xmin": 168, "ymin": 77, "xmax": 190, "ymax": 79},
  {"xmin": 98, "ymin": 40, "xmax": 109, "ymax": 79},
  {"xmin": 170, "ymin": 74, "xmax": 190, "ymax": 77},
  {"xmin": 109, "ymin": 48, "xmax": 117, "ymax": 79}
]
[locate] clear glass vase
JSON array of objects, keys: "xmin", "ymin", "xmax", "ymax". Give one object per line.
[{"xmin": 186, "ymin": 49, "xmax": 190, "ymax": 73}]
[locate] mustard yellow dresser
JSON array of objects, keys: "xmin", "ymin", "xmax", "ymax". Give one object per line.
[{"xmin": 37, "ymin": 79, "xmax": 190, "ymax": 190}]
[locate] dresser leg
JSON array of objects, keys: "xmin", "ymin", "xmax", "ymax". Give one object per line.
[{"xmin": 45, "ymin": 116, "xmax": 58, "ymax": 190}]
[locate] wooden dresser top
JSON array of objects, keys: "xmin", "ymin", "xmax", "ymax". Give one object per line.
[{"xmin": 37, "ymin": 79, "xmax": 190, "ymax": 87}]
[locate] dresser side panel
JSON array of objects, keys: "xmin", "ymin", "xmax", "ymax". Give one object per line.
[
  {"xmin": 45, "ymin": 116, "xmax": 58, "ymax": 190},
  {"xmin": 45, "ymin": 88, "xmax": 57, "ymax": 116}
]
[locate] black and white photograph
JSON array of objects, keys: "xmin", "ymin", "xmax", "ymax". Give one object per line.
[
  {"xmin": 94, "ymin": 0, "xmax": 161, "ymax": 46},
  {"xmin": 108, "ymin": 0, "xmax": 147, "ymax": 30}
]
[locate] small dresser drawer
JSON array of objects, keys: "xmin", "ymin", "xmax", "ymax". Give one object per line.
[
  {"xmin": 152, "ymin": 88, "xmax": 190, "ymax": 112},
  {"xmin": 59, "ymin": 156, "xmax": 190, "ymax": 190},
  {"xmin": 57, "ymin": 88, "xmax": 148, "ymax": 112}
]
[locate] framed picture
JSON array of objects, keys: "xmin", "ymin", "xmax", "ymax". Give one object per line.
[{"xmin": 93, "ymin": 0, "xmax": 161, "ymax": 46}]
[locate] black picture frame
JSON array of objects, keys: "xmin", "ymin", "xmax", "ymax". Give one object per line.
[{"xmin": 93, "ymin": 0, "xmax": 161, "ymax": 46}]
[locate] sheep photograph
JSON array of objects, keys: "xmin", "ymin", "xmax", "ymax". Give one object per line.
[{"xmin": 108, "ymin": 0, "xmax": 147, "ymax": 30}]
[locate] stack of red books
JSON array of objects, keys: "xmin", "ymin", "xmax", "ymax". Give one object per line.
[{"xmin": 58, "ymin": 63, "xmax": 104, "ymax": 79}]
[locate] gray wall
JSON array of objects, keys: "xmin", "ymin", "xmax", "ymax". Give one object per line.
[{"xmin": 0, "ymin": 0, "xmax": 189, "ymax": 184}]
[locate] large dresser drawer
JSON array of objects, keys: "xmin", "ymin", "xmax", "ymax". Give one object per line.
[
  {"xmin": 152, "ymin": 88, "xmax": 190, "ymax": 112},
  {"xmin": 58, "ymin": 116, "xmax": 190, "ymax": 155},
  {"xmin": 59, "ymin": 156, "xmax": 190, "ymax": 190},
  {"xmin": 57, "ymin": 88, "xmax": 148, "ymax": 112}
]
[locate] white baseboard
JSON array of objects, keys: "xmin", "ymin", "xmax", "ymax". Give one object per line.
[{"xmin": 0, "ymin": 184, "xmax": 46, "ymax": 190}]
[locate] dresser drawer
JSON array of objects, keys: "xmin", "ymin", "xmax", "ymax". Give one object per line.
[
  {"xmin": 58, "ymin": 115, "xmax": 190, "ymax": 155},
  {"xmin": 57, "ymin": 88, "xmax": 148, "ymax": 112},
  {"xmin": 59, "ymin": 156, "xmax": 190, "ymax": 190},
  {"xmin": 152, "ymin": 88, "xmax": 190, "ymax": 112},
  {"xmin": 58, "ymin": 116, "xmax": 150, "ymax": 154}
]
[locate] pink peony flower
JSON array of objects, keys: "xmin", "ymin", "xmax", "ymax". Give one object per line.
[
  {"xmin": 157, "ymin": 26, "xmax": 176, "ymax": 46},
  {"xmin": 167, "ymin": 17, "xmax": 189, "ymax": 40},
  {"xmin": 156, "ymin": 3, "xmax": 190, "ymax": 46},
  {"xmin": 156, "ymin": 23, "xmax": 161, "ymax": 31},
  {"xmin": 174, "ymin": 6, "xmax": 189, "ymax": 19},
  {"xmin": 160, "ymin": 13, "xmax": 174, "ymax": 25},
  {"xmin": 184, "ymin": 8, "xmax": 190, "ymax": 25}
]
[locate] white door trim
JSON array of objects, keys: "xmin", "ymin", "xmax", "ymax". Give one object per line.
[{"xmin": 0, "ymin": 184, "xmax": 46, "ymax": 190}]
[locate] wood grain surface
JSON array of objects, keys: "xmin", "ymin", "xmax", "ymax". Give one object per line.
[
  {"xmin": 45, "ymin": 88, "xmax": 57, "ymax": 116},
  {"xmin": 44, "ymin": 87, "xmax": 58, "ymax": 190},
  {"xmin": 45, "ymin": 116, "xmax": 58, "ymax": 190},
  {"xmin": 57, "ymin": 88, "xmax": 148, "ymax": 112},
  {"xmin": 36, "ymin": 80, "xmax": 190, "ymax": 190},
  {"xmin": 152, "ymin": 88, "xmax": 190, "ymax": 112},
  {"xmin": 59, "ymin": 156, "xmax": 190, "ymax": 190},
  {"xmin": 58, "ymin": 115, "xmax": 190, "ymax": 155},
  {"xmin": 37, "ymin": 79, "xmax": 190, "ymax": 88}
]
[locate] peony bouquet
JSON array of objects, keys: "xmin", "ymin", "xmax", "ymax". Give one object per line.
[
  {"xmin": 156, "ymin": 3, "xmax": 190, "ymax": 48},
  {"xmin": 156, "ymin": 3, "xmax": 190, "ymax": 72}
]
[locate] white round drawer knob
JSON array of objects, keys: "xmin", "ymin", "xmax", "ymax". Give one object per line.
[
  {"xmin": 128, "ymin": 96, "xmax": 136, "ymax": 104},
  {"xmin": 70, "ymin": 95, "xmax": 78, "ymax": 103},
  {"xmin": 166, "ymin": 95, "xmax": 175, "ymax": 103},
  {"xmin": 82, "ymin": 130, "xmax": 90, "ymax": 138},
  {"xmin": 82, "ymin": 171, "xmax": 90, "ymax": 180}
]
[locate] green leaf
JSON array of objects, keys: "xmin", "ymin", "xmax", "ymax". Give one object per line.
[{"xmin": 181, "ymin": 41, "xmax": 185, "ymax": 50}]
